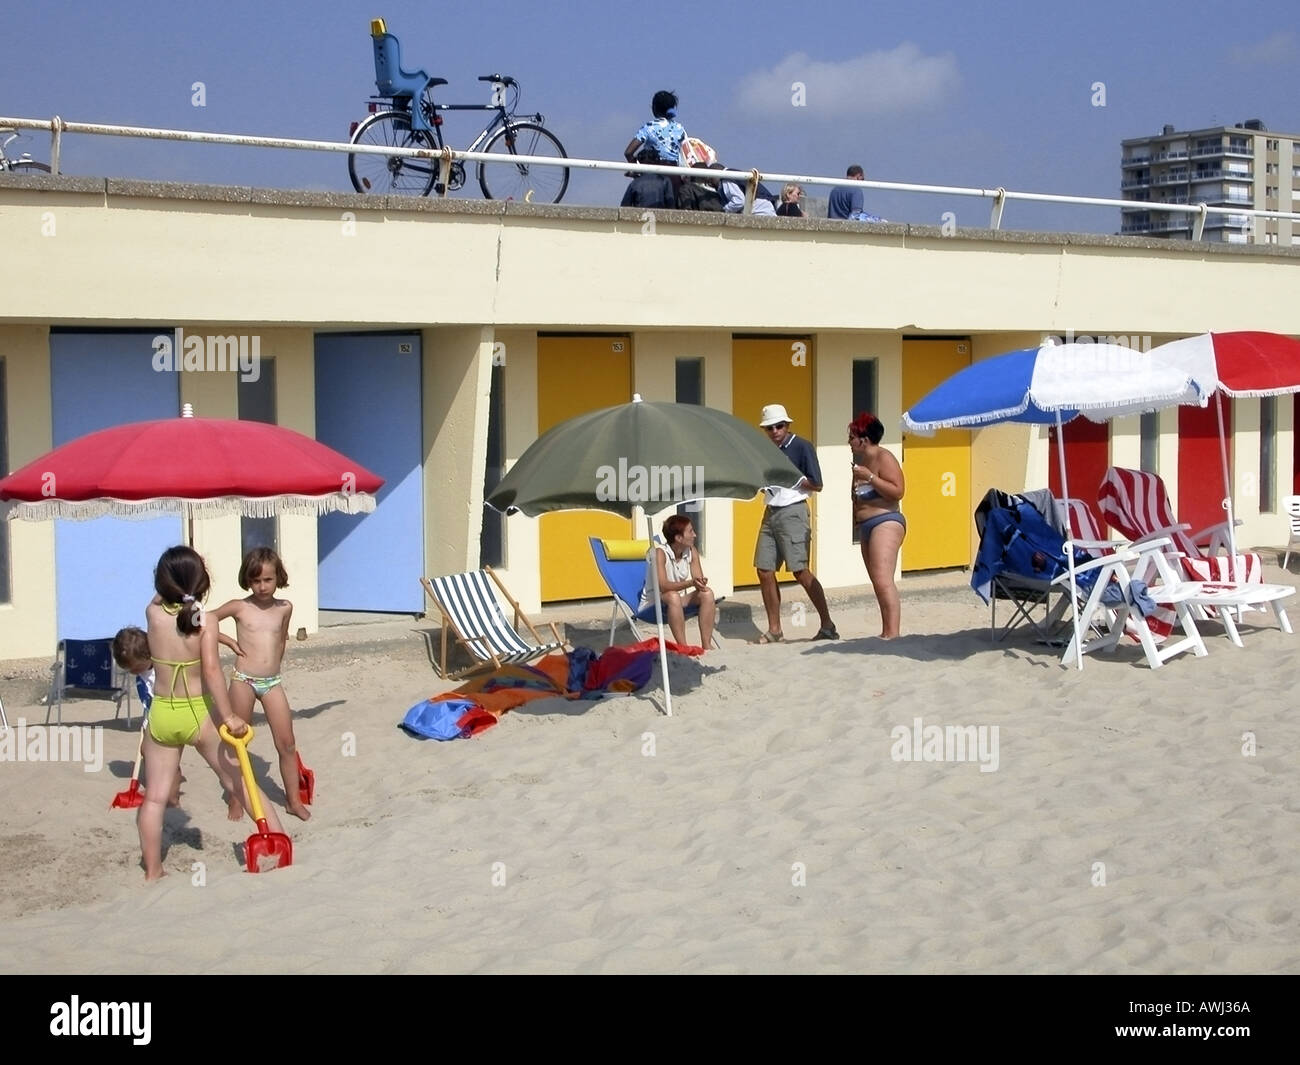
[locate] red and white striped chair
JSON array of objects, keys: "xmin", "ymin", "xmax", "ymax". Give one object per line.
[
  {"xmin": 1056, "ymin": 498, "xmax": 1180, "ymax": 644},
  {"xmin": 1098, "ymin": 467, "xmax": 1258, "ymax": 583},
  {"xmin": 1095, "ymin": 471, "xmax": 1295, "ymax": 645}
]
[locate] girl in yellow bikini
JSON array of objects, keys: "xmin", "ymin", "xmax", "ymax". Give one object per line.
[{"xmin": 139, "ymin": 546, "xmax": 286, "ymax": 882}]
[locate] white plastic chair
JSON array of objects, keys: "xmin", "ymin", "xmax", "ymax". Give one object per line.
[{"xmin": 1281, "ymin": 495, "xmax": 1300, "ymax": 570}]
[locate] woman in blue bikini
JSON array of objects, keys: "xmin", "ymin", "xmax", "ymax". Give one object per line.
[{"xmin": 849, "ymin": 413, "xmax": 906, "ymax": 638}]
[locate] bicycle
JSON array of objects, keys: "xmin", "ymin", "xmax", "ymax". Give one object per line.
[
  {"xmin": 348, "ymin": 19, "xmax": 569, "ymax": 203},
  {"xmin": 0, "ymin": 128, "xmax": 51, "ymax": 174}
]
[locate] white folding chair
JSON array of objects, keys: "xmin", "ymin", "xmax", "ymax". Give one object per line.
[{"xmin": 420, "ymin": 568, "xmax": 567, "ymax": 680}]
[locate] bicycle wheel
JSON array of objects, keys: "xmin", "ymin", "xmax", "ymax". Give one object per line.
[
  {"xmin": 348, "ymin": 111, "xmax": 436, "ymax": 197},
  {"xmin": 7, "ymin": 160, "xmax": 51, "ymax": 174},
  {"xmin": 477, "ymin": 122, "xmax": 568, "ymax": 204}
]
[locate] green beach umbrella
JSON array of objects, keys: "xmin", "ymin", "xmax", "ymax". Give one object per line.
[
  {"xmin": 485, "ymin": 394, "xmax": 805, "ymax": 715},
  {"xmin": 486, "ymin": 395, "xmax": 804, "ymax": 518}
]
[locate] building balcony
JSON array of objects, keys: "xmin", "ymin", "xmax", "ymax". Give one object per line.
[
  {"xmin": 1153, "ymin": 172, "xmax": 1190, "ymax": 185},
  {"xmin": 1121, "ymin": 177, "xmax": 1151, "ymax": 189},
  {"xmin": 1154, "ymin": 149, "xmax": 1189, "ymax": 161},
  {"xmin": 1122, "ymin": 153, "xmax": 1151, "ymax": 167},
  {"xmin": 1205, "ymin": 213, "xmax": 1252, "ymax": 229}
]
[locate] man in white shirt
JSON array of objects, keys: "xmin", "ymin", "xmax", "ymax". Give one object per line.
[{"xmin": 752, "ymin": 404, "xmax": 838, "ymax": 642}]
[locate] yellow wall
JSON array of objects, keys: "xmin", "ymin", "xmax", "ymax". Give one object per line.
[{"xmin": 0, "ymin": 325, "xmax": 56, "ymax": 659}]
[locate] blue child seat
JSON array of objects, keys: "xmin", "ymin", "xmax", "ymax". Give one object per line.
[{"xmin": 371, "ymin": 32, "xmax": 431, "ymax": 99}]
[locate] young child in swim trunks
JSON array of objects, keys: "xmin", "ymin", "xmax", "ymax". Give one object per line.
[
  {"xmin": 139, "ymin": 546, "xmax": 284, "ymax": 881},
  {"xmin": 215, "ymin": 547, "xmax": 310, "ymax": 821}
]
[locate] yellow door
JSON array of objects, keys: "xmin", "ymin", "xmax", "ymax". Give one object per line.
[
  {"xmin": 538, "ymin": 336, "xmax": 633, "ymax": 601},
  {"xmin": 900, "ymin": 339, "xmax": 971, "ymax": 571},
  {"xmin": 731, "ymin": 338, "xmax": 815, "ymax": 587}
]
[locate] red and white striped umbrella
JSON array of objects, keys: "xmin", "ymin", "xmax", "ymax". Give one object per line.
[
  {"xmin": 1151, "ymin": 330, "xmax": 1300, "ymax": 397},
  {"xmin": 1146, "ymin": 330, "xmax": 1300, "ymax": 576}
]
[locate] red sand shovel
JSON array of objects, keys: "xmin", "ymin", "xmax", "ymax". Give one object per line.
[
  {"xmin": 296, "ymin": 753, "xmax": 315, "ymax": 806},
  {"xmin": 110, "ymin": 721, "xmax": 147, "ymax": 810},
  {"xmin": 220, "ymin": 724, "xmax": 293, "ymax": 873}
]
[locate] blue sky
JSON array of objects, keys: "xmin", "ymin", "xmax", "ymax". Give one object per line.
[{"xmin": 4, "ymin": 0, "xmax": 1297, "ymax": 232}]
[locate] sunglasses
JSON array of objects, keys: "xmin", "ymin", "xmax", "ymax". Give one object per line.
[{"xmin": 764, "ymin": 422, "xmax": 789, "ymax": 431}]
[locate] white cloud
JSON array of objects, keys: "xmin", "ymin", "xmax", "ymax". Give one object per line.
[
  {"xmin": 1229, "ymin": 30, "xmax": 1297, "ymax": 65},
  {"xmin": 735, "ymin": 44, "xmax": 960, "ymax": 120}
]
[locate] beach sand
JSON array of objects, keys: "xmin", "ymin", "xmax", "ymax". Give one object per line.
[{"xmin": 2, "ymin": 569, "xmax": 1298, "ymax": 974}]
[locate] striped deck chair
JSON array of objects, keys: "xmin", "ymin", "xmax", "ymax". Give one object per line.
[
  {"xmin": 1056, "ymin": 498, "xmax": 1179, "ymax": 644},
  {"xmin": 1098, "ymin": 467, "xmax": 1258, "ymax": 583},
  {"xmin": 1094, "ymin": 474, "xmax": 1295, "ymax": 644},
  {"xmin": 1052, "ymin": 498, "xmax": 1209, "ymax": 669},
  {"xmin": 420, "ymin": 568, "xmax": 568, "ymax": 680}
]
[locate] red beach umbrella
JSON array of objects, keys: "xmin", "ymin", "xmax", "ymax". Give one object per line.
[
  {"xmin": 1151, "ymin": 330, "xmax": 1300, "ymax": 397},
  {"xmin": 1146, "ymin": 330, "xmax": 1300, "ymax": 574},
  {"xmin": 0, "ymin": 405, "xmax": 383, "ymax": 523}
]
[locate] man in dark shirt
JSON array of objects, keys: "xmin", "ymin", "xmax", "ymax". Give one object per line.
[
  {"xmin": 828, "ymin": 164, "xmax": 866, "ymax": 219},
  {"xmin": 621, "ymin": 147, "xmax": 676, "ymax": 209},
  {"xmin": 752, "ymin": 403, "xmax": 839, "ymax": 643}
]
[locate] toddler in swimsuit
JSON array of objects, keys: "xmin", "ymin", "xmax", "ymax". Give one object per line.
[
  {"xmin": 215, "ymin": 547, "xmax": 310, "ymax": 821},
  {"xmin": 139, "ymin": 546, "xmax": 284, "ymax": 881}
]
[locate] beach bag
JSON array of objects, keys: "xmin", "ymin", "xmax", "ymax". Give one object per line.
[{"xmin": 400, "ymin": 698, "xmax": 493, "ymax": 740}]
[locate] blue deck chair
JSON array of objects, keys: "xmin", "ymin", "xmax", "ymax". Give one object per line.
[
  {"xmin": 46, "ymin": 637, "xmax": 132, "ymax": 726},
  {"xmin": 588, "ymin": 537, "xmax": 723, "ymax": 648}
]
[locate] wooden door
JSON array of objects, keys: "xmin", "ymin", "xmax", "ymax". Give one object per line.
[
  {"xmin": 900, "ymin": 340, "xmax": 971, "ymax": 570},
  {"xmin": 1178, "ymin": 399, "xmax": 1230, "ymax": 534},
  {"xmin": 730, "ymin": 338, "xmax": 814, "ymax": 586},
  {"xmin": 537, "ymin": 336, "xmax": 633, "ymax": 601},
  {"xmin": 1048, "ymin": 417, "xmax": 1110, "ymax": 533}
]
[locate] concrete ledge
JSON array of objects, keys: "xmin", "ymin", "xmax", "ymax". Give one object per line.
[
  {"xmin": 0, "ymin": 172, "xmax": 104, "ymax": 194},
  {"xmin": 1, "ymin": 172, "xmax": 1288, "ymax": 259}
]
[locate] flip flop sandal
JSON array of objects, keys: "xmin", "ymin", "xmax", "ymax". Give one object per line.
[
  {"xmin": 751, "ymin": 631, "xmax": 784, "ymax": 644},
  {"xmin": 811, "ymin": 628, "xmax": 840, "ymax": 640}
]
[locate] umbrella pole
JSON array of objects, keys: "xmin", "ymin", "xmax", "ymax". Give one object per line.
[
  {"xmin": 1056, "ymin": 412, "xmax": 1084, "ymax": 671},
  {"xmin": 1213, "ymin": 392, "xmax": 1239, "ymax": 580},
  {"xmin": 646, "ymin": 513, "xmax": 673, "ymax": 716}
]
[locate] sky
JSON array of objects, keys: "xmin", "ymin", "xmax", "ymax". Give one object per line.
[{"xmin": 3, "ymin": 0, "xmax": 1298, "ymax": 233}]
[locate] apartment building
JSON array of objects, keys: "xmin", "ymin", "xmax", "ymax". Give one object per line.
[{"xmin": 1121, "ymin": 119, "xmax": 1299, "ymax": 244}]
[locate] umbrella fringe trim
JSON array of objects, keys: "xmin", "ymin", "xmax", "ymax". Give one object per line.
[
  {"xmin": 0, "ymin": 494, "xmax": 378, "ymax": 521},
  {"xmin": 902, "ymin": 402, "xmax": 1034, "ymax": 432}
]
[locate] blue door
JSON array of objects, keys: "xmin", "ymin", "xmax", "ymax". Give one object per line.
[
  {"xmin": 51, "ymin": 332, "xmax": 181, "ymax": 639},
  {"xmin": 315, "ymin": 334, "xmax": 424, "ymax": 611}
]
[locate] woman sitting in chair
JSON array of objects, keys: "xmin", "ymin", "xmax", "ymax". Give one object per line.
[{"xmin": 639, "ymin": 514, "xmax": 716, "ymax": 650}]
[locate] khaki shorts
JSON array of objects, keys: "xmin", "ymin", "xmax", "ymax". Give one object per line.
[{"xmin": 754, "ymin": 501, "xmax": 811, "ymax": 573}]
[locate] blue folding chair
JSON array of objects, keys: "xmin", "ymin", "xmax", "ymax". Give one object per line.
[
  {"xmin": 588, "ymin": 537, "xmax": 722, "ymax": 648},
  {"xmin": 46, "ymin": 638, "xmax": 131, "ymax": 726}
]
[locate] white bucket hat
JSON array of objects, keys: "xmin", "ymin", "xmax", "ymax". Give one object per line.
[{"xmin": 759, "ymin": 403, "xmax": 793, "ymax": 427}]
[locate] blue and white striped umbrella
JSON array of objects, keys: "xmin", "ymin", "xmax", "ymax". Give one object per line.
[
  {"xmin": 902, "ymin": 342, "xmax": 1208, "ymax": 435},
  {"xmin": 902, "ymin": 341, "xmax": 1210, "ymax": 671}
]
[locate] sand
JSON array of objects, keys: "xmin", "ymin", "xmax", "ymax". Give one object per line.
[{"xmin": 1, "ymin": 570, "xmax": 1298, "ymax": 974}]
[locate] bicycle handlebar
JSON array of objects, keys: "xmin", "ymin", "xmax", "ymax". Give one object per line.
[{"xmin": 477, "ymin": 74, "xmax": 517, "ymax": 86}]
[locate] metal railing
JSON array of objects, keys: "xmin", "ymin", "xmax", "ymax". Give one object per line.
[{"xmin": 3, "ymin": 113, "xmax": 1300, "ymax": 243}]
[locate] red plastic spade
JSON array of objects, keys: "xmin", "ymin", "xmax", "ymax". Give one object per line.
[
  {"xmin": 111, "ymin": 724, "xmax": 147, "ymax": 810},
  {"xmin": 297, "ymin": 752, "xmax": 315, "ymax": 806},
  {"xmin": 220, "ymin": 724, "xmax": 293, "ymax": 873}
]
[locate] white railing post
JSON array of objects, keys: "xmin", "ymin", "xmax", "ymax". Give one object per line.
[
  {"xmin": 50, "ymin": 115, "xmax": 62, "ymax": 176},
  {"xmin": 1192, "ymin": 203, "xmax": 1207, "ymax": 242},
  {"xmin": 989, "ymin": 187, "xmax": 1007, "ymax": 230}
]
